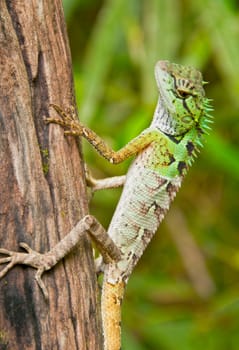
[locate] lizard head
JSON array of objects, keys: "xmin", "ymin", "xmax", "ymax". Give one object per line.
[{"xmin": 154, "ymin": 60, "xmax": 213, "ymax": 136}]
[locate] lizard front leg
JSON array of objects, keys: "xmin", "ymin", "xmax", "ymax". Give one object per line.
[
  {"xmin": 0, "ymin": 215, "xmax": 121, "ymax": 299},
  {"xmin": 45, "ymin": 104, "xmax": 161, "ymax": 164}
]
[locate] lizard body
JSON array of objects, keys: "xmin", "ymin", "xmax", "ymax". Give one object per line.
[
  {"xmin": 0, "ymin": 61, "xmax": 213, "ymax": 350},
  {"xmin": 99, "ymin": 62, "xmax": 212, "ymax": 349}
]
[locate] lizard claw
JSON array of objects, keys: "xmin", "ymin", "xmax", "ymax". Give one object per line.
[
  {"xmin": 44, "ymin": 103, "xmax": 83, "ymax": 137},
  {"xmin": 19, "ymin": 242, "xmax": 35, "ymax": 253},
  {"xmin": 35, "ymin": 267, "xmax": 49, "ymax": 300},
  {"xmin": 0, "ymin": 243, "xmax": 52, "ymax": 300},
  {"xmin": 0, "ymin": 251, "xmax": 17, "ymax": 279}
]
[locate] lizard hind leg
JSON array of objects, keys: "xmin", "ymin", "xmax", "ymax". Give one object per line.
[
  {"xmin": 0, "ymin": 242, "xmax": 54, "ymax": 299},
  {"xmin": 0, "ymin": 215, "xmax": 121, "ymax": 300}
]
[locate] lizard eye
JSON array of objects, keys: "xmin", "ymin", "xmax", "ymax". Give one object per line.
[{"xmin": 176, "ymin": 88, "xmax": 192, "ymax": 99}]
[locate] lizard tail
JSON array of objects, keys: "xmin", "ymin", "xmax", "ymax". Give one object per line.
[{"xmin": 101, "ymin": 280, "xmax": 125, "ymax": 350}]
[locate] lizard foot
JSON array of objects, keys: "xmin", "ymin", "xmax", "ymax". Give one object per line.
[
  {"xmin": 0, "ymin": 242, "xmax": 55, "ymax": 299},
  {"xmin": 44, "ymin": 104, "xmax": 84, "ymax": 137}
]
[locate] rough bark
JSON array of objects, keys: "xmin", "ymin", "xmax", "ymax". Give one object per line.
[{"xmin": 0, "ymin": 1, "xmax": 102, "ymax": 349}]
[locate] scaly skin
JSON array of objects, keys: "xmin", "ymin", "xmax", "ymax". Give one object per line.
[{"xmin": 0, "ymin": 61, "xmax": 213, "ymax": 350}]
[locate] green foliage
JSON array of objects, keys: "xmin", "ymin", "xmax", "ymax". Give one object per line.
[{"xmin": 63, "ymin": 0, "xmax": 239, "ymax": 348}]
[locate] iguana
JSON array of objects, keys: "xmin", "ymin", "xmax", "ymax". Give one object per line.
[{"xmin": 0, "ymin": 60, "xmax": 213, "ymax": 350}]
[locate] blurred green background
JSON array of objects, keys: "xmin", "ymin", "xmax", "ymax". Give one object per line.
[{"xmin": 63, "ymin": 0, "xmax": 239, "ymax": 349}]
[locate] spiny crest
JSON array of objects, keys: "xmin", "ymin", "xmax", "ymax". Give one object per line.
[
  {"xmin": 192, "ymin": 97, "xmax": 214, "ymax": 159},
  {"xmin": 200, "ymin": 97, "xmax": 214, "ymax": 135}
]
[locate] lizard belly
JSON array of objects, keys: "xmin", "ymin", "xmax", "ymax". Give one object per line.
[{"xmin": 105, "ymin": 151, "xmax": 182, "ymax": 284}]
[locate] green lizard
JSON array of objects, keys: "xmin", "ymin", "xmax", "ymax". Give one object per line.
[{"xmin": 0, "ymin": 60, "xmax": 213, "ymax": 350}]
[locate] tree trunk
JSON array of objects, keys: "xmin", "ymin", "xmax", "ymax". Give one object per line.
[{"xmin": 0, "ymin": 1, "xmax": 102, "ymax": 349}]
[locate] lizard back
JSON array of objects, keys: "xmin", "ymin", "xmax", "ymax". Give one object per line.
[{"xmin": 105, "ymin": 138, "xmax": 182, "ymax": 284}]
